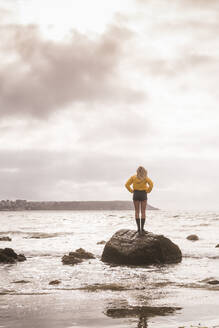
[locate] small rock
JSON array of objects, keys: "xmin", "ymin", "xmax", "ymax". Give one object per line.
[
  {"xmin": 49, "ymin": 280, "xmax": 61, "ymax": 285},
  {"xmin": 12, "ymin": 280, "xmax": 30, "ymax": 284},
  {"xmin": 186, "ymin": 234, "xmax": 199, "ymax": 241},
  {"xmin": 0, "ymin": 236, "xmax": 12, "ymax": 241},
  {"xmin": 207, "ymin": 280, "xmax": 219, "ymax": 285},
  {"xmin": 0, "ymin": 248, "xmax": 26, "ymax": 264},
  {"xmin": 215, "ymin": 244, "xmax": 219, "ymax": 248},
  {"xmin": 97, "ymin": 240, "xmax": 106, "ymax": 245},
  {"xmin": 62, "ymin": 248, "xmax": 95, "ymax": 265}
]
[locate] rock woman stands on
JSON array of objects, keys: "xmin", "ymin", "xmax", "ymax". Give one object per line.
[{"xmin": 125, "ymin": 166, "xmax": 153, "ymax": 235}]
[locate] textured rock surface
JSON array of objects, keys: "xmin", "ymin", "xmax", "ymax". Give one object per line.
[
  {"xmin": 0, "ymin": 248, "xmax": 26, "ymax": 264},
  {"xmin": 101, "ymin": 229, "xmax": 182, "ymax": 266},
  {"xmin": 62, "ymin": 248, "xmax": 95, "ymax": 265}
]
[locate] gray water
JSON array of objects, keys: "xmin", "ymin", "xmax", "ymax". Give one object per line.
[{"xmin": 0, "ymin": 209, "xmax": 219, "ymax": 328}]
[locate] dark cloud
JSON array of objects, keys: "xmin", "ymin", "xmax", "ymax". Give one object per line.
[{"xmin": 0, "ymin": 23, "xmax": 145, "ymax": 119}]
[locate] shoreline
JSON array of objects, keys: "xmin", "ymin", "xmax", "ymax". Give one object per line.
[
  {"xmin": 1, "ymin": 291, "xmax": 219, "ymax": 328},
  {"xmin": 0, "ymin": 200, "xmax": 159, "ymax": 211}
]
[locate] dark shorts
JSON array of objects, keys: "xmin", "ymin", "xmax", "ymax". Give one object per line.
[{"xmin": 133, "ymin": 190, "xmax": 147, "ymax": 201}]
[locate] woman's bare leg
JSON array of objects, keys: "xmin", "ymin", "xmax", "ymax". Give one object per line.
[
  {"xmin": 133, "ymin": 200, "xmax": 140, "ymax": 218},
  {"xmin": 133, "ymin": 200, "xmax": 141, "ymax": 233},
  {"xmin": 140, "ymin": 200, "xmax": 147, "ymax": 219},
  {"xmin": 140, "ymin": 200, "xmax": 147, "ymax": 233}
]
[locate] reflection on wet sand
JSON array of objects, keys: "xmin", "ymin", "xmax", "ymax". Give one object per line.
[{"xmin": 105, "ymin": 304, "xmax": 182, "ymax": 328}]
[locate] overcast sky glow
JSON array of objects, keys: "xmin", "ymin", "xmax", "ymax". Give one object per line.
[{"xmin": 0, "ymin": 0, "xmax": 219, "ymax": 210}]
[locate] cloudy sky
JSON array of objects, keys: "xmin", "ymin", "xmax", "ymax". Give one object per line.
[{"xmin": 0, "ymin": 0, "xmax": 219, "ymax": 210}]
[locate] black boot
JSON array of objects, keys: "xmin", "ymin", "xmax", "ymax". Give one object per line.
[
  {"xmin": 135, "ymin": 218, "xmax": 141, "ymax": 235},
  {"xmin": 141, "ymin": 218, "xmax": 146, "ymax": 234}
]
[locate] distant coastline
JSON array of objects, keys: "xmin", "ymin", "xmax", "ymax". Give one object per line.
[{"xmin": 0, "ymin": 199, "xmax": 159, "ymax": 211}]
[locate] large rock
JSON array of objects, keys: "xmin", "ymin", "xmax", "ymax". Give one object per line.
[
  {"xmin": 0, "ymin": 248, "xmax": 26, "ymax": 264},
  {"xmin": 101, "ymin": 229, "xmax": 182, "ymax": 266}
]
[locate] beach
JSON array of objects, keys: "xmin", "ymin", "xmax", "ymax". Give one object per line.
[{"xmin": 0, "ymin": 209, "xmax": 219, "ymax": 328}]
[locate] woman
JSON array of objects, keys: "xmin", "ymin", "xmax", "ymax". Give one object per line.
[{"xmin": 125, "ymin": 166, "xmax": 153, "ymax": 235}]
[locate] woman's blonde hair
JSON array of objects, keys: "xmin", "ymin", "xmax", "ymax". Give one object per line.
[{"xmin": 136, "ymin": 166, "xmax": 147, "ymax": 180}]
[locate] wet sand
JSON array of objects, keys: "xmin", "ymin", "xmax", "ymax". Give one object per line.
[{"xmin": 0, "ymin": 289, "xmax": 219, "ymax": 328}]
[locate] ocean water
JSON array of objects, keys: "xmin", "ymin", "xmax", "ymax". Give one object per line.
[{"xmin": 0, "ymin": 209, "xmax": 219, "ymax": 328}]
